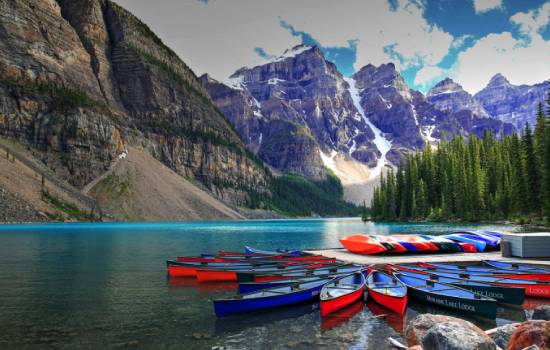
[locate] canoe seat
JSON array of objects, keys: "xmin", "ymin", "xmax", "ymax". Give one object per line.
[{"xmin": 327, "ymin": 286, "xmax": 357, "ymax": 291}]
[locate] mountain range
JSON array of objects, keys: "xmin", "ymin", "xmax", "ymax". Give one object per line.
[
  {"xmin": 201, "ymin": 45, "xmax": 546, "ymax": 203},
  {"xmin": 0, "ymin": 1, "xmax": 546, "ymax": 221}
]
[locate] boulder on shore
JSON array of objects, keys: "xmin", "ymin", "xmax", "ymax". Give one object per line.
[
  {"xmin": 421, "ymin": 321, "xmax": 496, "ymax": 350},
  {"xmin": 492, "ymin": 323, "xmax": 518, "ymax": 349},
  {"xmin": 533, "ymin": 306, "xmax": 550, "ymax": 321},
  {"xmin": 405, "ymin": 314, "xmax": 489, "ymax": 347},
  {"xmin": 506, "ymin": 320, "xmax": 550, "ymax": 350}
]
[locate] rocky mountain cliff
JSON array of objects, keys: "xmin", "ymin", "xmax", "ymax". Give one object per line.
[
  {"xmin": 474, "ymin": 74, "xmax": 548, "ymax": 128},
  {"xmin": 0, "ymin": 0, "xmax": 269, "ymax": 211},
  {"xmin": 203, "ymin": 46, "xmax": 515, "ymax": 201}
]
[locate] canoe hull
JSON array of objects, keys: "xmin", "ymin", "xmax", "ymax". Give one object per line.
[
  {"xmin": 407, "ymin": 287, "xmax": 497, "ymax": 319},
  {"xmin": 495, "ymin": 282, "xmax": 550, "ymax": 298},
  {"xmin": 320, "ymin": 288, "xmax": 365, "ymax": 317},
  {"xmin": 197, "ymin": 270, "xmax": 237, "ymax": 282},
  {"xmin": 368, "ymin": 289, "xmax": 408, "ymax": 315},
  {"xmin": 167, "ymin": 265, "xmax": 197, "ymax": 277},
  {"xmin": 213, "ymin": 285, "xmax": 323, "ymax": 317},
  {"xmin": 339, "ymin": 236, "xmax": 387, "ymax": 255}
]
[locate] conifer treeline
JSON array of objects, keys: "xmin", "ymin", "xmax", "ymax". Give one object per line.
[{"xmin": 371, "ymin": 82, "xmax": 550, "ymax": 223}]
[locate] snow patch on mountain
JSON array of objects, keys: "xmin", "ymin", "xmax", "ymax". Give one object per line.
[
  {"xmin": 344, "ymin": 77, "xmax": 392, "ymax": 180},
  {"xmin": 271, "ymin": 45, "xmax": 313, "ymax": 63},
  {"xmin": 226, "ymin": 75, "xmax": 244, "ymax": 90},
  {"xmin": 320, "ymin": 150, "xmax": 342, "ymax": 176}
]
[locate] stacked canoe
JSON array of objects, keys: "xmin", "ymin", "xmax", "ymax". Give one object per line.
[{"xmin": 340, "ymin": 231, "xmax": 502, "ymax": 255}]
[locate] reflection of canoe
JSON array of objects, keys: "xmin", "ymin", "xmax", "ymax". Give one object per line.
[
  {"xmin": 366, "ymin": 300, "xmax": 406, "ymax": 335},
  {"xmin": 213, "ymin": 277, "xmax": 332, "ymax": 317},
  {"xmin": 168, "ymin": 278, "xmax": 239, "ymax": 292},
  {"xmin": 320, "ymin": 272, "xmax": 367, "ymax": 317},
  {"xmin": 394, "ymin": 269, "xmax": 525, "ymax": 305},
  {"xmin": 216, "ymin": 302, "xmax": 319, "ymax": 334},
  {"xmin": 394, "ymin": 272, "xmax": 498, "ymax": 319},
  {"xmin": 366, "ymin": 270, "xmax": 408, "ymax": 314},
  {"xmin": 321, "ymin": 300, "xmax": 365, "ymax": 331},
  {"xmin": 339, "ymin": 235, "xmax": 388, "ymax": 254},
  {"xmin": 522, "ymin": 297, "xmax": 550, "ymax": 310}
]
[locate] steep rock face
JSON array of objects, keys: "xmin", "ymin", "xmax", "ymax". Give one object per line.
[
  {"xmin": 474, "ymin": 74, "xmax": 548, "ymax": 129},
  {"xmin": 0, "ymin": 0, "xmax": 269, "ymax": 206},
  {"xmin": 352, "ymin": 63, "xmax": 424, "ymax": 164},
  {"xmin": 258, "ymin": 120, "xmax": 325, "ymax": 178},
  {"xmin": 203, "ymin": 45, "xmax": 381, "ymax": 179},
  {"xmin": 427, "ymin": 78, "xmax": 489, "ymax": 118},
  {"xmin": 353, "ymin": 66, "xmax": 515, "ymax": 163},
  {"xmin": 426, "ymin": 77, "xmax": 515, "ymax": 139}
]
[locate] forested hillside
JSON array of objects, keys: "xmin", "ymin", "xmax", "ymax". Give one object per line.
[{"xmin": 371, "ymin": 82, "xmax": 550, "ymax": 223}]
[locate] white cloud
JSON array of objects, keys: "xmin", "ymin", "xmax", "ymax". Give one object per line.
[
  {"xmin": 451, "ymin": 3, "xmax": 550, "ymax": 93},
  {"xmin": 414, "ymin": 66, "xmax": 448, "ymax": 89},
  {"xmin": 472, "ymin": 0, "xmax": 503, "ymax": 14},
  {"xmin": 113, "ymin": 0, "xmax": 453, "ymax": 81}
]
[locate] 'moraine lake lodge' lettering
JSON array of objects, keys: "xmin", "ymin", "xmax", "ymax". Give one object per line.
[
  {"xmin": 425, "ymin": 295, "xmax": 476, "ymax": 312},
  {"xmin": 474, "ymin": 291, "xmax": 503, "ymax": 299}
]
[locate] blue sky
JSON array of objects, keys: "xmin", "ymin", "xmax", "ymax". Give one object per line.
[{"xmin": 116, "ymin": 0, "xmax": 550, "ymax": 93}]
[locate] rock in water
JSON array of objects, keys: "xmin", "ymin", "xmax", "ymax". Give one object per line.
[
  {"xmin": 533, "ymin": 306, "xmax": 550, "ymax": 321},
  {"xmin": 493, "ymin": 323, "xmax": 518, "ymax": 349},
  {"xmin": 506, "ymin": 320, "xmax": 550, "ymax": 350},
  {"xmin": 405, "ymin": 314, "xmax": 488, "ymax": 347},
  {"xmin": 422, "ymin": 321, "xmax": 496, "ymax": 350}
]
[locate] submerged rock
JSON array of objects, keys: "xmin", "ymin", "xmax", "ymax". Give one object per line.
[
  {"xmin": 405, "ymin": 314, "xmax": 487, "ymax": 347},
  {"xmin": 506, "ymin": 320, "xmax": 550, "ymax": 350},
  {"xmin": 421, "ymin": 321, "xmax": 496, "ymax": 350},
  {"xmin": 533, "ymin": 306, "xmax": 550, "ymax": 321}
]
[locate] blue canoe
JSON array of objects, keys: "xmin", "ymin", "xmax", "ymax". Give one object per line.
[
  {"xmin": 239, "ymin": 272, "xmax": 351, "ymax": 293},
  {"xmin": 237, "ymin": 264, "xmax": 362, "ymax": 282},
  {"xmin": 394, "ymin": 269, "xmax": 525, "ymax": 305},
  {"xmin": 483, "ymin": 260, "xmax": 550, "ymax": 274},
  {"xmin": 418, "ymin": 235, "xmax": 462, "ymax": 253},
  {"xmin": 244, "ymin": 246, "xmax": 301, "ymax": 256},
  {"xmin": 444, "ymin": 234, "xmax": 487, "ymax": 252},
  {"xmin": 420, "ymin": 262, "xmax": 550, "ymax": 275},
  {"xmin": 393, "ymin": 272, "xmax": 497, "ymax": 318},
  {"xmin": 449, "ymin": 231, "xmax": 500, "ymax": 248},
  {"xmin": 213, "ymin": 277, "xmax": 334, "ymax": 317},
  {"xmin": 480, "ymin": 231, "xmax": 502, "ymax": 238}
]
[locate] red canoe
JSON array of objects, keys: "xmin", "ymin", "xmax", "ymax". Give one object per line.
[
  {"xmin": 320, "ymin": 272, "xmax": 367, "ymax": 317},
  {"xmin": 375, "ymin": 235, "xmax": 408, "ymax": 253},
  {"xmin": 196, "ymin": 262, "xmax": 329, "ymax": 282},
  {"xmin": 458, "ymin": 243, "xmax": 477, "ymax": 253},
  {"xmin": 366, "ymin": 270, "xmax": 408, "ymax": 315},
  {"xmin": 390, "ymin": 235, "xmax": 435, "ymax": 251},
  {"xmin": 340, "ymin": 235, "xmax": 387, "ymax": 255}
]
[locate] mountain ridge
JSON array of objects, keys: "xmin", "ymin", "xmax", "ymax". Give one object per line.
[{"xmin": 203, "ymin": 45, "xmax": 522, "ymax": 204}]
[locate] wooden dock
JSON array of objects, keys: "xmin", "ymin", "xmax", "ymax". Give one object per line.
[{"xmin": 304, "ymin": 248, "xmax": 550, "ymax": 266}]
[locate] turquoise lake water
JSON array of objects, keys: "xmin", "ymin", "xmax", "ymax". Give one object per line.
[{"xmin": 0, "ymin": 219, "xmax": 543, "ymax": 349}]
